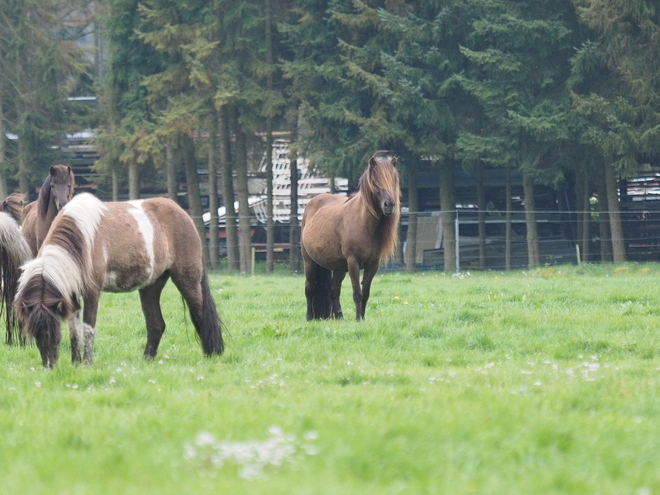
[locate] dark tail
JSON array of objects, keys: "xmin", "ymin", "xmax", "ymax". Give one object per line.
[
  {"xmin": 0, "ymin": 214, "xmax": 32, "ymax": 345},
  {"xmin": 190, "ymin": 273, "xmax": 224, "ymax": 356},
  {"xmin": 310, "ymin": 266, "xmax": 332, "ymax": 319}
]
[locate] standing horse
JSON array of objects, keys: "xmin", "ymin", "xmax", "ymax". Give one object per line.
[
  {"xmin": 0, "ymin": 203, "xmax": 32, "ymax": 344},
  {"xmin": 22, "ymin": 164, "xmax": 75, "ymax": 256},
  {"xmin": 301, "ymin": 153, "xmax": 400, "ymax": 321},
  {"xmin": 14, "ymin": 193, "xmax": 224, "ymax": 367}
]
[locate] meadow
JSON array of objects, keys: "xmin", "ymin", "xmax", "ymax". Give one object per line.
[{"xmin": 2, "ymin": 263, "xmax": 660, "ymax": 494}]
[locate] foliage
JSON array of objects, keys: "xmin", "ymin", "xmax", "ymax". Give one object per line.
[
  {"xmin": 0, "ymin": 0, "xmax": 91, "ymax": 187},
  {"xmin": 570, "ymin": 0, "xmax": 660, "ymax": 175}
]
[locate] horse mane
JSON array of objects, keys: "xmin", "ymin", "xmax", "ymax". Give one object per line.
[
  {"xmin": 357, "ymin": 153, "xmax": 401, "ymax": 264},
  {"xmin": 1, "ymin": 193, "xmax": 25, "ymax": 224},
  {"xmin": 37, "ymin": 174, "xmax": 53, "ymax": 218},
  {"xmin": 17, "ymin": 193, "xmax": 106, "ymax": 321},
  {"xmin": 0, "ymin": 211, "xmax": 31, "ymax": 344}
]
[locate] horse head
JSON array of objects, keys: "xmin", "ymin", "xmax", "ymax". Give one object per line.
[
  {"xmin": 0, "ymin": 193, "xmax": 24, "ymax": 224},
  {"xmin": 14, "ymin": 262, "xmax": 78, "ymax": 368},
  {"xmin": 367, "ymin": 154, "xmax": 399, "ymax": 217},
  {"xmin": 40, "ymin": 165, "xmax": 75, "ymax": 216},
  {"xmin": 24, "ymin": 305, "xmax": 62, "ymax": 368}
]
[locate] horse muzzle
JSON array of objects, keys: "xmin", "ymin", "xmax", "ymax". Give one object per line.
[{"xmin": 382, "ymin": 201, "xmax": 395, "ymax": 216}]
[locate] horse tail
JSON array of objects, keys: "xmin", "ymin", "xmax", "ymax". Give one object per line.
[
  {"xmin": 310, "ymin": 265, "xmax": 333, "ymax": 319},
  {"xmin": 190, "ymin": 272, "xmax": 224, "ymax": 356},
  {"xmin": 0, "ymin": 212, "xmax": 32, "ymax": 345}
]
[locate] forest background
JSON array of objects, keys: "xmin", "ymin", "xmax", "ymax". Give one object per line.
[{"xmin": 0, "ymin": 0, "xmax": 658, "ymax": 272}]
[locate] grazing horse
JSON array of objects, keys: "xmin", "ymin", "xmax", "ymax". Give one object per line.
[
  {"xmin": 14, "ymin": 193, "xmax": 224, "ymax": 367},
  {"xmin": 22, "ymin": 164, "xmax": 75, "ymax": 256},
  {"xmin": 301, "ymin": 153, "xmax": 400, "ymax": 321},
  {"xmin": 0, "ymin": 207, "xmax": 32, "ymax": 344}
]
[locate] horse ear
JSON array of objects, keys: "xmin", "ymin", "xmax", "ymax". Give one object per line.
[
  {"xmin": 49, "ymin": 165, "xmax": 56, "ymax": 176},
  {"xmin": 369, "ymin": 156, "xmax": 377, "ymax": 168},
  {"xmin": 392, "ymin": 156, "xmax": 397, "ymax": 167}
]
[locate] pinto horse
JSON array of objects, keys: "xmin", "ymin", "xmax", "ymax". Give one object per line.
[
  {"xmin": 0, "ymin": 201, "xmax": 32, "ymax": 344},
  {"xmin": 14, "ymin": 193, "xmax": 224, "ymax": 367},
  {"xmin": 301, "ymin": 153, "xmax": 400, "ymax": 321},
  {"xmin": 22, "ymin": 164, "xmax": 75, "ymax": 256}
]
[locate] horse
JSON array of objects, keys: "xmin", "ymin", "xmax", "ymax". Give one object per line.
[
  {"xmin": 14, "ymin": 193, "xmax": 224, "ymax": 367},
  {"xmin": 0, "ymin": 205, "xmax": 32, "ymax": 345},
  {"xmin": 0, "ymin": 193, "xmax": 25, "ymax": 224},
  {"xmin": 22, "ymin": 164, "xmax": 75, "ymax": 256},
  {"xmin": 301, "ymin": 153, "xmax": 400, "ymax": 321}
]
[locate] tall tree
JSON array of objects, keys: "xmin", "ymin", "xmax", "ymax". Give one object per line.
[
  {"xmin": 0, "ymin": 0, "xmax": 90, "ymax": 197},
  {"xmin": 97, "ymin": 0, "xmax": 164, "ymax": 200},
  {"xmin": 457, "ymin": 0, "xmax": 580, "ymax": 268},
  {"xmin": 569, "ymin": 0, "xmax": 660, "ymax": 262}
]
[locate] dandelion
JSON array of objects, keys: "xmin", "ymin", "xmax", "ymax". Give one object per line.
[{"xmin": 184, "ymin": 426, "xmax": 318, "ymax": 480}]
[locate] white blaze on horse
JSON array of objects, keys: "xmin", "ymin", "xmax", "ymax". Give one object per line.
[{"xmin": 14, "ymin": 193, "xmax": 224, "ymax": 367}]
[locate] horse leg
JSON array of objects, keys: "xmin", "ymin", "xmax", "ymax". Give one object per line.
[
  {"xmin": 330, "ymin": 270, "xmax": 346, "ymax": 319},
  {"xmin": 139, "ymin": 274, "xmax": 169, "ymax": 360},
  {"xmin": 170, "ymin": 271, "xmax": 223, "ymax": 356},
  {"xmin": 303, "ymin": 250, "xmax": 332, "ymax": 320},
  {"xmin": 81, "ymin": 292, "xmax": 100, "ymax": 365},
  {"xmin": 360, "ymin": 264, "xmax": 380, "ymax": 320},
  {"xmin": 304, "ymin": 258, "xmax": 317, "ymax": 320},
  {"xmin": 67, "ymin": 310, "xmax": 83, "ymax": 365},
  {"xmin": 347, "ymin": 257, "xmax": 364, "ymax": 321}
]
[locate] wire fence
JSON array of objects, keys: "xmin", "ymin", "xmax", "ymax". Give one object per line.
[{"xmin": 202, "ymin": 206, "xmax": 660, "ymax": 271}]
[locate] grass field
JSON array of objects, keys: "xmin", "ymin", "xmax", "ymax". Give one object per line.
[{"xmin": 2, "ymin": 263, "xmax": 660, "ymax": 494}]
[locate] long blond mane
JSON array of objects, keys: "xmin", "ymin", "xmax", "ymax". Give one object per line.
[{"xmin": 357, "ymin": 154, "xmax": 401, "ymax": 264}]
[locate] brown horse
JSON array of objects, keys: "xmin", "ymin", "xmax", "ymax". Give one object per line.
[
  {"xmin": 0, "ymin": 205, "xmax": 32, "ymax": 344},
  {"xmin": 22, "ymin": 164, "xmax": 75, "ymax": 256},
  {"xmin": 0, "ymin": 193, "xmax": 25, "ymax": 224},
  {"xmin": 301, "ymin": 153, "xmax": 400, "ymax": 321},
  {"xmin": 14, "ymin": 193, "xmax": 224, "ymax": 367}
]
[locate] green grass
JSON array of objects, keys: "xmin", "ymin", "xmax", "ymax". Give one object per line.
[{"xmin": 3, "ymin": 263, "xmax": 660, "ymax": 494}]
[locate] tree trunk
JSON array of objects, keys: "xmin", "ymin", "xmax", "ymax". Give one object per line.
[
  {"xmin": 128, "ymin": 160, "xmax": 139, "ymax": 200},
  {"xmin": 604, "ymin": 162, "xmax": 626, "ymax": 262},
  {"xmin": 112, "ymin": 169, "xmax": 119, "ymax": 201},
  {"xmin": 220, "ymin": 110, "xmax": 239, "ymax": 272},
  {"xmin": 0, "ymin": 79, "xmax": 7, "ymax": 198},
  {"xmin": 264, "ymin": 0, "xmax": 275, "ymax": 272},
  {"xmin": 439, "ymin": 159, "xmax": 456, "ymax": 272},
  {"xmin": 596, "ymin": 170, "xmax": 612, "ymax": 262},
  {"xmin": 477, "ymin": 162, "xmax": 486, "ymax": 269},
  {"xmin": 405, "ymin": 161, "xmax": 418, "ymax": 272},
  {"xmin": 17, "ymin": 133, "xmax": 29, "ymax": 198},
  {"xmin": 166, "ymin": 142, "xmax": 178, "ymax": 201},
  {"xmin": 289, "ymin": 150, "xmax": 301, "ymax": 272},
  {"xmin": 505, "ymin": 165, "xmax": 513, "ymax": 270},
  {"xmin": 580, "ymin": 169, "xmax": 591, "ymax": 262},
  {"xmin": 289, "ymin": 107, "xmax": 302, "ymax": 273},
  {"xmin": 234, "ymin": 123, "xmax": 252, "ymax": 273},
  {"xmin": 207, "ymin": 110, "xmax": 220, "ymax": 269},
  {"xmin": 181, "ymin": 134, "xmax": 208, "ymax": 265},
  {"xmin": 266, "ymin": 122, "xmax": 275, "ymax": 272},
  {"xmin": 522, "ymin": 170, "xmax": 539, "ymax": 268}
]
